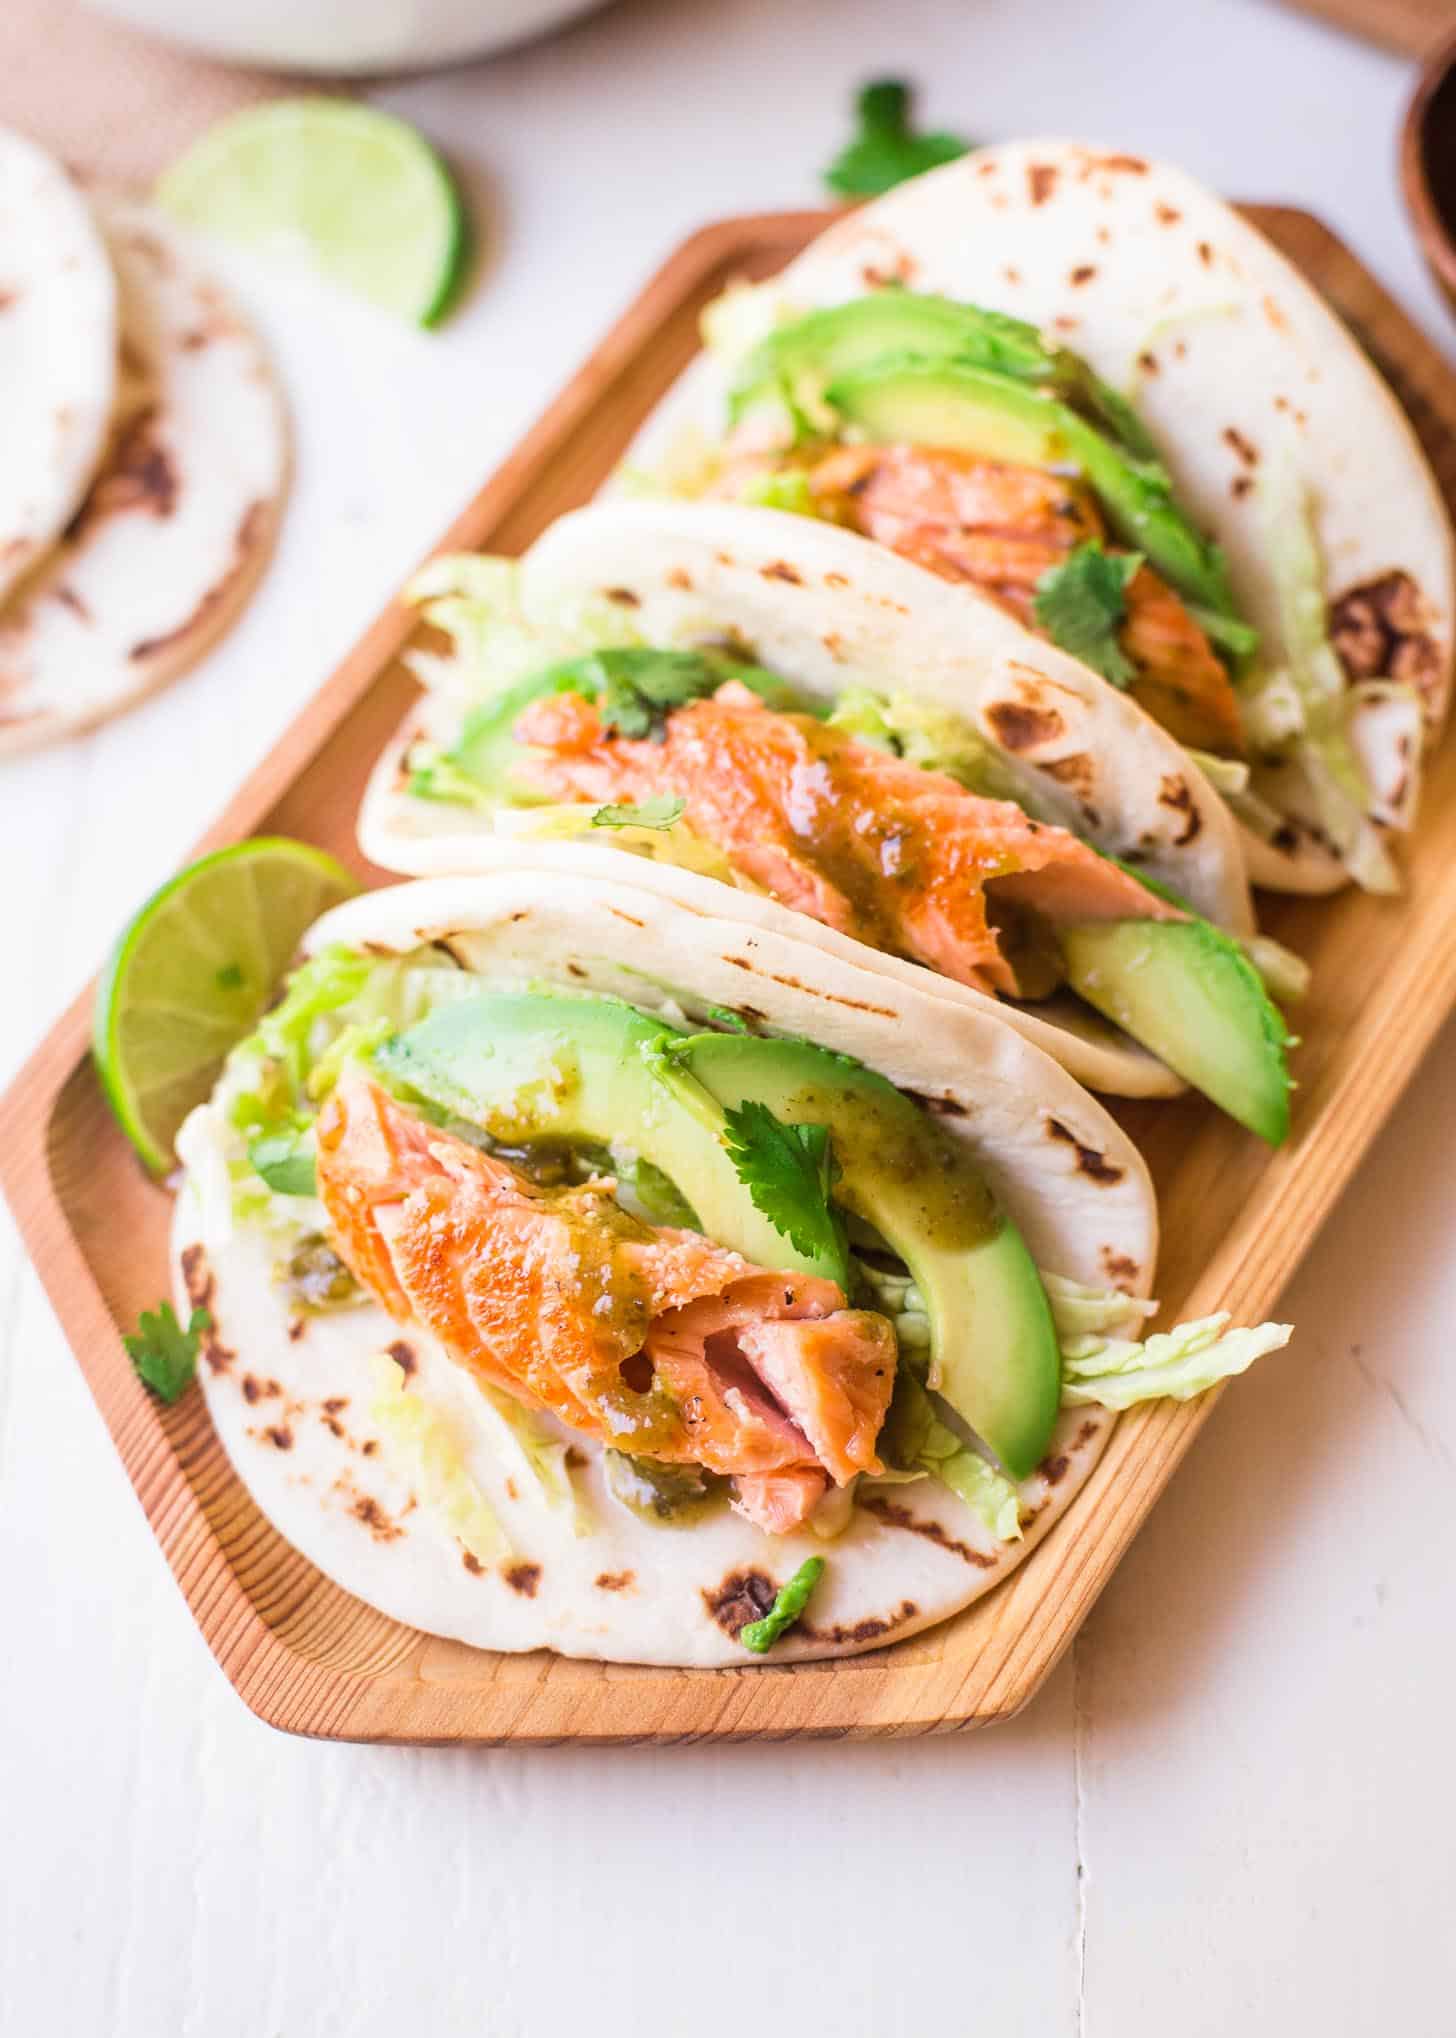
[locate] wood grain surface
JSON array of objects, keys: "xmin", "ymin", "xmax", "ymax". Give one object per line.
[{"xmin": 2, "ymin": 204, "xmax": 1454, "ymax": 1744}]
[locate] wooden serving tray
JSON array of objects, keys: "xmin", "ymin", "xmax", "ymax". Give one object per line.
[{"xmin": 3, "ymin": 207, "xmax": 1456, "ymax": 1745}]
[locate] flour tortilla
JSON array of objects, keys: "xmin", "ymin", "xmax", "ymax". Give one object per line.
[
  {"xmin": 174, "ymin": 866, "xmax": 1154, "ymax": 1668},
  {"xmin": 360, "ymin": 495, "xmax": 1266, "ymax": 1099},
  {"xmin": 0, "ymin": 128, "xmax": 117, "ymax": 608},
  {"xmin": 0, "ymin": 201, "xmax": 287, "ymax": 754},
  {"xmin": 626, "ymin": 140, "xmax": 1455, "ymax": 894}
]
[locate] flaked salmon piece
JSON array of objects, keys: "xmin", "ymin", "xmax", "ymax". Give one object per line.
[
  {"xmin": 807, "ymin": 443, "xmax": 1246, "ymax": 758},
  {"xmin": 515, "ymin": 686, "xmax": 1182, "ymax": 998},
  {"xmin": 315, "ymin": 1071, "xmax": 896, "ymax": 1528},
  {"xmin": 733, "ymin": 1468, "xmax": 830, "ymax": 1536},
  {"xmin": 736, "ymin": 1311, "xmax": 894, "ymax": 1482}
]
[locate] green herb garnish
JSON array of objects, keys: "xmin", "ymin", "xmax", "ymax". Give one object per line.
[
  {"xmin": 123, "ymin": 1301, "xmax": 209, "ymax": 1405},
  {"xmin": 722, "ymin": 1099, "xmax": 848, "ymax": 1272},
  {"xmin": 1033, "ymin": 541, "xmax": 1143, "ymax": 687},
  {"xmin": 247, "ymin": 1129, "xmax": 317, "ymax": 1197},
  {"xmin": 588, "ymin": 649, "xmax": 725, "ymax": 741},
  {"xmin": 740, "ymin": 1556, "xmax": 826, "ymax": 1653},
  {"xmin": 823, "ymin": 80, "xmax": 970, "ymax": 201},
  {"xmin": 590, "ymin": 795, "xmax": 686, "ymax": 831}
]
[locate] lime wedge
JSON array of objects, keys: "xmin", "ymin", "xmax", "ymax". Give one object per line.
[
  {"xmin": 155, "ymin": 100, "xmax": 467, "ymax": 326},
  {"xmin": 94, "ymin": 837, "xmax": 359, "ymax": 1175}
]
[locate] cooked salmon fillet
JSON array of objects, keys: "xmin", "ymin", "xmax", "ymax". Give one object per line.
[
  {"xmin": 316, "ymin": 1071, "xmax": 896, "ymax": 1531},
  {"xmin": 515, "ymin": 683, "xmax": 1182, "ymax": 998},
  {"xmin": 804, "ymin": 444, "xmax": 1245, "ymax": 758}
]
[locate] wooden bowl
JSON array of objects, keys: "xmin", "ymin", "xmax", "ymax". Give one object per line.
[{"xmin": 1402, "ymin": 25, "xmax": 1456, "ymax": 321}]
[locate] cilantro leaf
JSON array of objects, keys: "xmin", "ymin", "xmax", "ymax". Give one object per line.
[
  {"xmin": 721, "ymin": 1099, "xmax": 849, "ymax": 1279},
  {"xmin": 1033, "ymin": 542, "xmax": 1144, "ymax": 687},
  {"xmin": 590, "ymin": 795, "xmax": 686, "ymax": 832},
  {"xmin": 588, "ymin": 649, "xmax": 723, "ymax": 741},
  {"xmin": 740, "ymin": 1556, "xmax": 826, "ymax": 1653},
  {"xmin": 824, "ymin": 79, "xmax": 971, "ymax": 201},
  {"xmin": 247, "ymin": 1129, "xmax": 317, "ymax": 1197},
  {"xmin": 123, "ymin": 1301, "xmax": 209, "ymax": 1405}
]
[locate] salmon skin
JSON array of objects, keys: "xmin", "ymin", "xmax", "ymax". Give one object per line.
[
  {"xmin": 316, "ymin": 1069, "xmax": 897, "ymax": 1534},
  {"xmin": 791, "ymin": 444, "xmax": 1245, "ymax": 759},
  {"xmin": 515, "ymin": 683, "xmax": 1182, "ymax": 999}
]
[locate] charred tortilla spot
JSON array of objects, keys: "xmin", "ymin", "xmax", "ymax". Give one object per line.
[
  {"xmin": 1039, "ymin": 751, "xmax": 1097, "ymax": 800},
  {"xmin": 387, "ymin": 1339, "xmax": 417, "ymax": 1377},
  {"xmin": 352, "ymin": 1494, "xmax": 402, "ymax": 1542},
  {"xmin": 859, "ymin": 1495, "xmax": 996, "ymax": 1568},
  {"xmin": 1045, "ymin": 1117, "xmax": 1124, "ymax": 1184},
  {"xmin": 1138, "ymin": 350, "xmax": 1158, "ymax": 376},
  {"xmin": 1028, "ymin": 163, "xmax": 1058, "ymax": 205},
  {"xmin": 1003, "ymin": 265, "xmax": 1022, "ymax": 285},
  {"xmin": 824, "ymin": 571, "xmax": 849, "ymax": 589},
  {"xmin": 904, "ymin": 1088, "xmax": 969, "ymax": 1118},
  {"xmin": 180, "ymin": 1243, "xmax": 213, "ymax": 1311},
  {"xmin": 1157, "ymin": 772, "xmax": 1202, "ymax": 844},
  {"xmin": 1073, "ymin": 1418, "xmax": 1101, "ymax": 1450},
  {"xmin": 52, "ymin": 584, "xmax": 90, "ymax": 623},
  {"xmin": 74, "ymin": 405, "xmax": 177, "ymax": 530},
  {"xmin": 1330, "ymin": 571, "xmax": 1442, "ymax": 719},
  {"xmin": 263, "ymin": 1424, "xmax": 293, "ymax": 1450},
  {"xmin": 504, "ymin": 1562, "xmax": 542, "ymax": 1597},
  {"xmin": 1069, "ymin": 264, "xmax": 1097, "ymax": 286},
  {"xmin": 286, "ymin": 1317, "xmax": 305, "ymax": 1342},
  {"xmin": 1095, "ymin": 152, "xmax": 1148, "ymax": 174},
  {"xmin": 603, "ymin": 586, "xmax": 640, "ymax": 608},
  {"xmin": 127, "ymin": 501, "xmax": 269, "ymax": 664},
  {"xmin": 1197, "ymin": 239, "xmax": 1215, "ymax": 266},
  {"xmin": 667, "ymin": 567, "xmax": 693, "ymax": 592},
  {"xmin": 566, "ymin": 962, "xmax": 588, "ymax": 979},
  {"xmin": 822, "ymin": 631, "xmax": 847, "ymax": 661},
  {"xmin": 595, "ymin": 1570, "xmax": 635, "ymax": 1592},
  {"xmin": 1040, "ymin": 1453, "xmax": 1070, "ymax": 1486},
  {"xmin": 1155, "ymin": 202, "xmax": 1181, "ymax": 226},
  {"xmin": 323, "ymin": 1396, "xmax": 348, "ymax": 1415},
  {"xmin": 986, "ymin": 698, "xmax": 1065, "ymax": 751},
  {"xmin": 462, "ymin": 1550, "xmax": 484, "ymax": 1575},
  {"xmin": 608, "ymin": 906, "xmax": 646, "ymax": 929},
  {"xmin": 704, "ymin": 1568, "xmax": 778, "ymax": 1637},
  {"xmin": 1231, "ymin": 476, "xmax": 1253, "ymax": 500},
  {"xmin": 801, "ymin": 1600, "xmax": 919, "ymax": 1646},
  {"xmin": 1100, "ymin": 1248, "xmax": 1139, "ymax": 1288},
  {"xmin": 1222, "ymin": 426, "xmax": 1258, "ymax": 468}
]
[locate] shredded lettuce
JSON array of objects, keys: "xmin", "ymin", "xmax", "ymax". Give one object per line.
[
  {"xmin": 1061, "ymin": 1313, "xmax": 1292, "ymax": 1409},
  {"xmin": 489, "ymin": 801, "xmax": 740, "ymax": 882},
  {"xmin": 475, "ymin": 1384, "xmax": 591, "ymax": 1536},
  {"xmin": 404, "ymin": 553, "xmax": 639, "ymax": 712},
  {"xmin": 737, "ymin": 467, "xmax": 823, "ymax": 517},
  {"xmin": 825, "ymin": 687, "xmax": 1039, "ymax": 809},
  {"xmin": 1042, "ymin": 1273, "xmax": 1158, "ymax": 1341},
  {"xmin": 369, "ymin": 1354, "xmax": 508, "ymax": 1565},
  {"xmin": 875, "ymin": 1371, "xmax": 1022, "ymax": 1542},
  {"xmin": 1185, "ymin": 747, "xmax": 1251, "ymax": 797},
  {"xmin": 1243, "ymin": 461, "xmax": 1400, "ymax": 891}
]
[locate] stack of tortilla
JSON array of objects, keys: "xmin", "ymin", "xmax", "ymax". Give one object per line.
[{"xmin": 0, "ymin": 124, "xmax": 287, "ymax": 753}]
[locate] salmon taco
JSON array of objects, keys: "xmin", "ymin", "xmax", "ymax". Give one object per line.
[
  {"xmin": 360, "ymin": 501, "xmax": 1298, "ymax": 1141},
  {"xmin": 624, "ymin": 139, "xmax": 1454, "ymax": 898},
  {"xmin": 173, "ymin": 868, "xmax": 1289, "ymax": 1667}
]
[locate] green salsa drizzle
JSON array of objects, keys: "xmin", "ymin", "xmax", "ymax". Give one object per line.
[{"xmin": 740, "ymin": 1557, "xmax": 826, "ymax": 1654}]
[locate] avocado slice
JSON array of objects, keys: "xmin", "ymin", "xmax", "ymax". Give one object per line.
[
  {"xmin": 1057, "ymin": 919, "xmax": 1292, "ymax": 1145},
  {"xmin": 823, "ymin": 359, "xmax": 1238, "ymax": 620},
  {"xmin": 378, "ymin": 990, "xmax": 1061, "ymax": 1479},
  {"xmin": 727, "ymin": 293, "xmax": 1159, "ymax": 459},
  {"xmin": 682, "ymin": 1030, "xmax": 1060, "ymax": 1477}
]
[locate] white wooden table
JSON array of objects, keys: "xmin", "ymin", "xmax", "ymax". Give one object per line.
[{"xmin": 3, "ymin": 1, "xmax": 1454, "ymax": 2030}]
